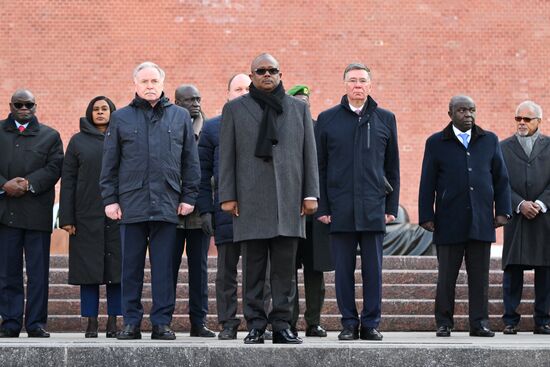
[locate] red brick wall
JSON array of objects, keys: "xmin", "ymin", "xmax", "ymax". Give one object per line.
[{"xmin": 2, "ymin": 1, "xmax": 549, "ymax": 248}]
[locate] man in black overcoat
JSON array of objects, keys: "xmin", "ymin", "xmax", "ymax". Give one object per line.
[
  {"xmin": 418, "ymin": 95, "xmax": 511, "ymax": 337},
  {"xmin": 0, "ymin": 89, "xmax": 63, "ymax": 338},
  {"xmin": 500, "ymin": 100, "xmax": 550, "ymax": 335},
  {"xmin": 316, "ymin": 63, "xmax": 400, "ymax": 341}
]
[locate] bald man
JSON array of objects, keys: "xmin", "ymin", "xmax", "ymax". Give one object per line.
[
  {"xmin": 419, "ymin": 95, "xmax": 511, "ymax": 337},
  {"xmin": 219, "ymin": 54, "xmax": 319, "ymax": 344},
  {"xmin": 0, "ymin": 89, "xmax": 63, "ymax": 338},
  {"xmin": 196, "ymin": 73, "xmax": 252, "ymax": 340}
]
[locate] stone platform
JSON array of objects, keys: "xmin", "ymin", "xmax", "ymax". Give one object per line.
[{"xmin": 1, "ymin": 332, "xmax": 550, "ymax": 367}]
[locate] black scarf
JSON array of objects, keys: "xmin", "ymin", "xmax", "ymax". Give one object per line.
[
  {"xmin": 249, "ymin": 81, "xmax": 285, "ymax": 161},
  {"xmin": 130, "ymin": 92, "xmax": 169, "ymax": 119}
]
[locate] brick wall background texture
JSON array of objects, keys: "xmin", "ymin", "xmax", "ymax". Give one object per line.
[{"xmin": 1, "ymin": 0, "xmax": 549, "ymax": 242}]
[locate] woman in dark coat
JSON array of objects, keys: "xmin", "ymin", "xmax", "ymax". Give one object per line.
[{"xmin": 59, "ymin": 96, "xmax": 121, "ymax": 338}]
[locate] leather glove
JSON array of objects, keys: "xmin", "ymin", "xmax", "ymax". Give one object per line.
[{"xmin": 201, "ymin": 213, "xmax": 214, "ymax": 236}]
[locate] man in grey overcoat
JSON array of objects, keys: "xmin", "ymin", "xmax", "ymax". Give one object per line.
[
  {"xmin": 501, "ymin": 100, "xmax": 550, "ymax": 335},
  {"xmin": 218, "ymin": 53, "xmax": 319, "ymax": 344}
]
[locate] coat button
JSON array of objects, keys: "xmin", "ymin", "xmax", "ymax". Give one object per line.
[
  {"xmin": 470, "ymin": 186, "xmax": 474, "ymax": 191},
  {"xmin": 15, "ymin": 144, "xmax": 19, "ymax": 147},
  {"xmin": 149, "ymin": 216, "xmax": 154, "ymax": 219},
  {"xmin": 106, "ymin": 225, "xmax": 110, "ymax": 229},
  {"xmin": 10, "ymin": 212, "xmax": 13, "ymax": 215},
  {"xmin": 468, "ymin": 168, "xmax": 472, "ymax": 172},
  {"xmin": 466, "ymin": 152, "xmax": 470, "ymax": 156}
]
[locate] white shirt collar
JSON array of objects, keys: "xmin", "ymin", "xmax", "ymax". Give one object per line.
[
  {"xmin": 452, "ymin": 125, "xmax": 471, "ymax": 139},
  {"xmin": 15, "ymin": 121, "xmax": 29, "ymax": 128},
  {"xmin": 349, "ymin": 103, "xmax": 364, "ymax": 113}
]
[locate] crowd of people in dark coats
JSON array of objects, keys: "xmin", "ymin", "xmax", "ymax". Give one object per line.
[{"xmin": 1, "ymin": 54, "xmax": 549, "ymax": 342}]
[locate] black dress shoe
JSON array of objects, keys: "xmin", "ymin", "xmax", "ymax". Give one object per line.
[
  {"xmin": 106, "ymin": 315, "xmax": 118, "ymax": 338},
  {"xmin": 338, "ymin": 326, "xmax": 359, "ymax": 340},
  {"xmin": 117, "ymin": 324, "xmax": 141, "ymax": 340},
  {"xmin": 85, "ymin": 317, "xmax": 98, "ymax": 338},
  {"xmin": 218, "ymin": 326, "xmax": 238, "ymax": 340},
  {"xmin": 306, "ymin": 325, "xmax": 327, "ymax": 337},
  {"xmin": 469, "ymin": 326, "xmax": 495, "ymax": 337},
  {"xmin": 360, "ymin": 327, "xmax": 383, "ymax": 341},
  {"xmin": 244, "ymin": 328, "xmax": 265, "ymax": 344},
  {"xmin": 273, "ymin": 328, "xmax": 303, "ymax": 344},
  {"xmin": 534, "ymin": 324, "xmax": 550, "ymax": 334},
  {"xmin": 436, "ymin": 325, "xmax": 451, "ymax": 337},
  {"xmin": 27, "ymin": 327, "xmax": 50, "ymax": 338},
  {"xmin": 190, "ymin": 324, "xmax": 216, "ymax": 337},
  {"xmin": 290, "ymin": 326, "xmax": 298, "ymax": 337},
  {"xmin": 0, "ymin": 328, "xmax": 20, "ymax": 338},
  {"xmin": 151, "ymin": 324, "xmax": 176, "ymax": 340},
  {"xmin": 503, "ymin": 325, "xmax": 518, "ymax": 335}
]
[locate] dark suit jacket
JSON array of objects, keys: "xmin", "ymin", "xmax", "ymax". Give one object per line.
[
  {"xmin": 501, "ymin": 134, "xmax": 550, "ymax": 267},
  {"xmin": 418, "ymin": 123, "xmax": 511, "ymax": 245}
]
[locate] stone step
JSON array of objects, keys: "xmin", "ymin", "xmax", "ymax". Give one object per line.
[
  {"xmin": 46, "ymin": 283, "xmax": 535, "ymax": 301},
  {"xmin": 44, "ymin": 314, "xmax": 536, "ymax": 332},
  {"xmin": 44, "ymin": 268, "xmax": 534, "ymax": 285},
  {"xmin": 48, "ymin": 255, "xmax": 504, "ymax": 270},
  {"xmin": 45, "ymin": 298, "xmax": 534, "ymax": 317}
]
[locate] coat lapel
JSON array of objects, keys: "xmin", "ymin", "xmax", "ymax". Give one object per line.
[
  {"xmin": 508, "ymin": 136, "xmax": 530, "ymax": 162},
  {"xmin": 528, "ymin": 134, "xmax": 550, "ymax": 162},
  {"xmin": 239, "ymin": 95, "xmax": 263, "ymax": 124}
]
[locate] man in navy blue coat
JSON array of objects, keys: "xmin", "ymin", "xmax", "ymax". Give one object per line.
[
  {"xmin": 196, "ymin": 73, "xmax": 252, "ymax": 340},
  {"xmin": 100, "ymin": 62, "xmax": 200, "ymax": 340},
  {"xmin": 316, "ymin": 63, "xmax": 400, "ymax": 341},
  {"xmin": 418, "ymin": 95, "xmax": 511, "ymax": 337}
]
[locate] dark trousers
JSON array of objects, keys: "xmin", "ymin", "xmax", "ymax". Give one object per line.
[
  {"xmin": 216, "ymin": 242, "xmax": 272, "ymax": 329},
  {"xmin": 119, "ymin": 221, "xmax": 177, "ymax": 327},
  {"xmin": 291, "ymin": 266, "xmax": 325, "ymax": 328},
  {"xmin": 291, "ymin": 230, "xmax": 325, "ymax": 328},
  {"xmin": 435, "ymin": 241, "xmax": 491, "ymax": 329},
  {"xmin": 216, "ymin": 242, "xmax": 241, "ymax": 328},
  {"xmin": 502, "ymin": 265, "xmax": 550, "ymax": 327},
  {"xmin": 0, "ymin": 225, "xmax": 50, "ymax": 332},
  {"xmin": 330, "ymin": 231, "xmax": 383, "ymax": 329},
  {"xmin": 241, "ymin": 236, "xmax": 298, "ymax": 332},
  {"xmin": 175, "ymin": 228, "xmax": 209, "ymax": 327},
  {"xmin": 80, "ymin": 284, "xmax": 122, "ymax": 317}
]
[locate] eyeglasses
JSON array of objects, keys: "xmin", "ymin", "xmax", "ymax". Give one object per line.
[
  {"xmin": 13, "ymin": 102, "xmax": 35, "ymax": 109},
  {"xmin": 345, "ymin": 78, "xmax": 370, "ymax": 85},
  {"xmin": 515, "ymin": 116, "xmax": 540, "ymax": 123},
  {"xmin": 254, "ymin": 68, "xmax": 280, "ymax": 76}
]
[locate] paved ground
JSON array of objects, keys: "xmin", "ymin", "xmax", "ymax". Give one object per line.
[{"xmin": 2, "ymin": 331, "xmax": 549, "ymax": 347}]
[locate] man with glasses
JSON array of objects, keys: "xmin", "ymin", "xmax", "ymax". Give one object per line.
[
  {"xmin": 100, "ymin": 62, "xmax": 200, "ymax": 340},
  {"xmin": 173, "ymin": 84, "xmax": 215, "ymax": 337},
  {"xmin": 219, "ymin": 53, "xmax": 319, "ymax": 344},
  {"xmin": 419, "ymin": 95, "xmax": 511, "ymax": 338},
  {"xmin": 0, "ymin": 89, "xmax": 64, "ymax": 338},
  {"xmin": 315, "ymin": 63, "xmax": 400, "ymax": 341},
  {"xmin": 500, "ymin": 100, "xmax": 550, "ymax": 335}
]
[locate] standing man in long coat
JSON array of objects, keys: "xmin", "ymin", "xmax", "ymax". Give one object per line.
[
  {"xmin": 0, "ymin": 89, "xmax": 63, "ymax": 338},
  {"xmin": 500, "ymin": 100, "xmax": 550, "ymax": 335},
  {"xmin": 316, "ymin": 63, "xmax": 400, "ymax": 341},
  {"xmin": 100, "ymin": 62, "xmax": 200, "ymax": 340},
  {"xmin": 419, "ymin": 95, "xmax": 511, "ymax": 338},
  {"xmin": 219, "ymin": 53, "xmax": 319, "ymax": 344}
]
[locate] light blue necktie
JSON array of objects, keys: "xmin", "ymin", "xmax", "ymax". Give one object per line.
[{"xmin": 459, "ymin": 133, "xmax": 469, "ymax": 148}]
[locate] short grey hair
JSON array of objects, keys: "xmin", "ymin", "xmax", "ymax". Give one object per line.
[
  {"xmin": 516, "ymin": 100, "xmax": 543, "ymax": 119},
  {"xmin": 133, "ymin": 61, "xmax": 165, "ymax": 81},
  {"xmin": 343, "ymin": 63, "xmax": 371, "ymax": 80}
]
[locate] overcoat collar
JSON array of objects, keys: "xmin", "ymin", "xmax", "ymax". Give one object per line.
[
  {"xmin": 3, "ymin": 114, "xmax": 40, "ymax": 136},
  {"xmin": 508, "ymin": 133, "xmax": 550, "ymax": 162},
  {"xmin": 238, "ymin": 93, "xmax": 289, "ymax": 129},
  {"xmin": 442, "ymin": 122, "xmax": 486, "ymax": 147}
]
